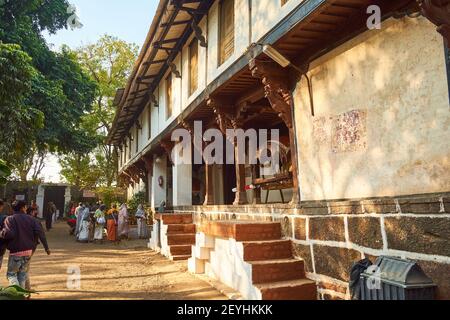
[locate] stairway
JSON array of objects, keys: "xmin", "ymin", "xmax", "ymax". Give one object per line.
[
  {"xmin": 193, "ymin": 221, "xmax": 317, "ymax": 300},
  {"xmin": 160, "ymin": 214, "xmax": 196, "ymax": 261}
]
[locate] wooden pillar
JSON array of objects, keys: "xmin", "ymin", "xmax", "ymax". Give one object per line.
[
  {"xmin": 249, "ymin": 59, "xmax": 300, "ymax": 204},
  {"xmin": 210, "ymin": 98, "xmax": 248, "ymax": 205},
  {"xmin": 251, "ymin": 164, "xmax": 261, "ymax": 204},
  {"xmin": 418, "ymin": 0, "xmax": 450, "ymax": 46}
]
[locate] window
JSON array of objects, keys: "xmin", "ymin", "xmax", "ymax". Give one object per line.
[
  {"xmin": 166, "ymin": 74, "xmax": 173, "ymax": 119},
  {"xmin": 189, "ymin": 39, "xmax": 199, "ymax": 96},
  {"xmin": 219, "ymin": 0, "xmax": 235, "ymax": 66}
]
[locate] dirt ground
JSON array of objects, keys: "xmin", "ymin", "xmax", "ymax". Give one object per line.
[{"xmin": 0, "ymin": 221, "xmax": 226, "ymax": 300}]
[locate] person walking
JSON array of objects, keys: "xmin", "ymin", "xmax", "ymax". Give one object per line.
[
  {"xmin": 135, "ymin": 204, "xmax": 148, "ymax": 239},
  {"xmin": 106, "ymin": 204, "xmax": 118, "ymax": 242},
  {"xmin": 77, "ymin": 206, "xmax": 91, "ymax": 243},
  {"xmin": 0, "ymin": 201, "xmax": 50, "ymax": 288},
  {"xmin": 118, "ymin": 203, "xmax": 129, "ymax": 240},
  {"xmin": 74, "ymin": 202, "xmax": 84, "ymax": 237},
  {"xmin": 45, "ymin": 202, "xmax": 55, "ymax": 231},
  {"xmin": 93, "ymin": 205, "xmax": 106, "ymax": 243}
]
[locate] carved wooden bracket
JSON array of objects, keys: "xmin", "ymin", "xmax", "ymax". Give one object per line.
[
  {"xmin": 142, "ymin": 154, "xmax": 154, "ymax": 176},
  {"xmin": 160, "ymin": 140, "xmax": 174, "ymax": 165},
  {"xmin": 249, "ymin": 59, "xmax": 293, "ymax": 129},
  {"xmin": 418, "ymin": 0, "xmax": 450, "ymax": 45},
  {"xmin": 208, "ymin": 98, "xmax": 235, "ymax": 135},
  {"xmin": 181, "ymin": 119, "xmax": 193, "ymax": 136},
  {"xmin": 127, "ymin": 166, "xmax": 141, "ymax": 184}
]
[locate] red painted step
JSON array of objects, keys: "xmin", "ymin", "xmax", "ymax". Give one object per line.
[
  {"xmin": 250, "ymin": 259, "xmax": 306, "ymax": 284},
  {"xmin": 256, "ymin": 279, "xmax": 317, "ymax": 300},
  {"xmin": 169, "ymin": 245, "xmax": 192, "ymax": 256},
  {"xmin": 167, "ymin": 224, "xmax": 196, "ymax": 234},
  {"xmin": 167, "ymin": 233, "xmax": 196, "ymax": 246},
  {"xmin": 161, "ymin": 214, "xmax": 193, "ymax": 225},
  {"xmin": 242, "ymin": 240, "xmax": 292, "ymax": 261}
]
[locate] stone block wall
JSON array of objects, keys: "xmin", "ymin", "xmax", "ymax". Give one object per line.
[{"xmin": 177, "ymin": 193, "xmax": 450, "ymax": 300}]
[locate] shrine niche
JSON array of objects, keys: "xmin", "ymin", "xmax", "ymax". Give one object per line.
[
  {"xmin": 418, "ymin": 0, "xmax": 450, "ymax": 46},
  {"xmin": 249, "ymin": 58, "xmax": 300, "ymax": 204}
]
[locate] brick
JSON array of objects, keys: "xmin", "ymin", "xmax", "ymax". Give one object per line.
[
  {"xmin": 417, "ymin": 260, "xmax": 450, "ymax": 300},
  {"xmin": 313, "ymin": 245, "xmax": 362, "ymax": 282},
  {"xmin": 309, "ymin": 217, "xmax": 346, "ymax": 242},
  {"xmin": 292, "ymin": 243, "xmax": 313, "ymax": 273},
  {"xmin": 348, "ymin": 217, "xmax": 383, "ymax": 249},
  {"xmin": 384, "ymin": 217, "xmax": 450, "ymax": 256},
  {"xmin": 294, "ymin": 217, "xmax": 307, "ymax": 240},
  {"xmin": 160, "ymin": 214, "xmax": 193, "ymax": 224}
]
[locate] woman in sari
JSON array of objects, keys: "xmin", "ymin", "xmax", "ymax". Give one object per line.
[
  {"xmin": 77, "ymin": 206, "xmax": 91, "ymax": 243},
  {"xmin": 118, "ymin": 203, "xmax": 129, "ymax": 240},
  {"xmin": 93, "ymin": 205, "xmax": 106, "ymax": 243},
  {"xmin": 106, "ymin": 204, "xmax": 119, "ymax": 242},
  {"xmin": 135, "ymin": 204, "xmax": 148, "ymax": 239}
]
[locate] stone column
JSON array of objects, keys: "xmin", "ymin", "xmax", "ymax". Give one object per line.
[
  {"xmin": 151, "ymin": 154, "xmax": 167, "ymax": 209},
  {"xmin": 36, "ymin": 184, "xmax": 45, "ymax": 219},
  {"xmin": 172, "ymin": 142, "xmax": 193, "ymax": 206}
]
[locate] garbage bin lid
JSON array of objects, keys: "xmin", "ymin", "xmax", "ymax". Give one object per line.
[{"xmin": 362, "ymin": 256, "xmax": 436, "ymax": 287}]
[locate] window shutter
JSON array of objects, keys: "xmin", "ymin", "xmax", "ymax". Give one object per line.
[
  {"xmin": 219, "ymin": 0, "xmax": 235, "ymax": 65},
  {"xmin": 166, "ymin": 74, "xmax": 173, "ymax": 119},
  {"xmin": 189, "ymin": 39, "xmax": 199, "ymax": 96}
]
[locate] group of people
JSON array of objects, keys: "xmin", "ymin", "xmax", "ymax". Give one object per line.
[
  {"xmin": 0, "ymin": 199, "xmax": 50, "ymax": 290},
  {"xmin": 67, "ymin": 202, "xmax": 149, "ymax": 243}
]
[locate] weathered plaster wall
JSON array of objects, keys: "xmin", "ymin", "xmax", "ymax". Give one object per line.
[{"xmin": 294, "ymin": 17, "xmax": 450, "ymax": 201}]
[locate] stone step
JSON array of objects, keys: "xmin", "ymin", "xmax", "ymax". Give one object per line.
[
  {"xmin": 250, "ymin": 259, "xmax": 305, "ymax": 284},
  {"xmin": 200, "ymin": 221, "xmax": 282, "ymax": 241},
  {"xmin": 169, "ymin": 245, "xmax": 192, "ymax": 256},
  {"xmin": 242, "ymin": 240, "xmax": 292, "ymax": 261},
  {"xmin": 256, "ymin": 279, "xmax": 317, "ymax": 300},
  {"xmin": 167, "ymin": 233, "xmax": 196, "ymax": 246},
  {"xmin": 167, "ymin": 224, "xmax": 196, "ymax": 234},
  {"xmin": 170, "ymin": 255, "xmax": 192, "ymax": 261},
  {"xmin": 160, "ymin": 214, "xmax": 193, "ymax": 225}
]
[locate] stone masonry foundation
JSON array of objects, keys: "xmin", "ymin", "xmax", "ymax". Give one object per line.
[{"xmin": 177, "ymin": 192, "xmax": 450, "ymax": 300}]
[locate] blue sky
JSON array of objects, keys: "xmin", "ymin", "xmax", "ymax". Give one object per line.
[
  {"xmin": 45, "ymin": 0, "xmax": 158, "ymax": 50},
  {"xmin": 42, "ymin": 0, "xmax": 158, "ymax": 182}
]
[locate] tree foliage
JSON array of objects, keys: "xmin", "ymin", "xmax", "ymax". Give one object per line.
[
  {"xmin": 0, "ymin": 0, "xmax": 98, "ymax": 181},
  {"xmin": 60, "ymin": 35, "xmax": 138, "ymax": 188}
]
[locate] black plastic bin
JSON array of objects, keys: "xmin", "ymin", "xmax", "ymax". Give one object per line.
[{"xmin": 359, "ymin": 256, "xmax": 436, "ymax": 300}]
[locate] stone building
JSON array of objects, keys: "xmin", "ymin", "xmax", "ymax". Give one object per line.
[{"xmin": 107, "ymin": 0, "xmax": 450, "ymax": 299}]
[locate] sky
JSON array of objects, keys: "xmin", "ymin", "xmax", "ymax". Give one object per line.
[{"xmin": 40, "ymin": 0, "xmax": 158, "ymax": 183}]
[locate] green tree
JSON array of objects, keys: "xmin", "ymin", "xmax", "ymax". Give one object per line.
[
  {"xmin": 0, "ymin": 159, "xmax": 12, "ymax": 185},
  {"xmin": 69, "ymin": 35, "xmax": 138, "ymax": 187},
  {"xmin": 0, "ymin": 0, "xmax": 98, "ymax": 181}
]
